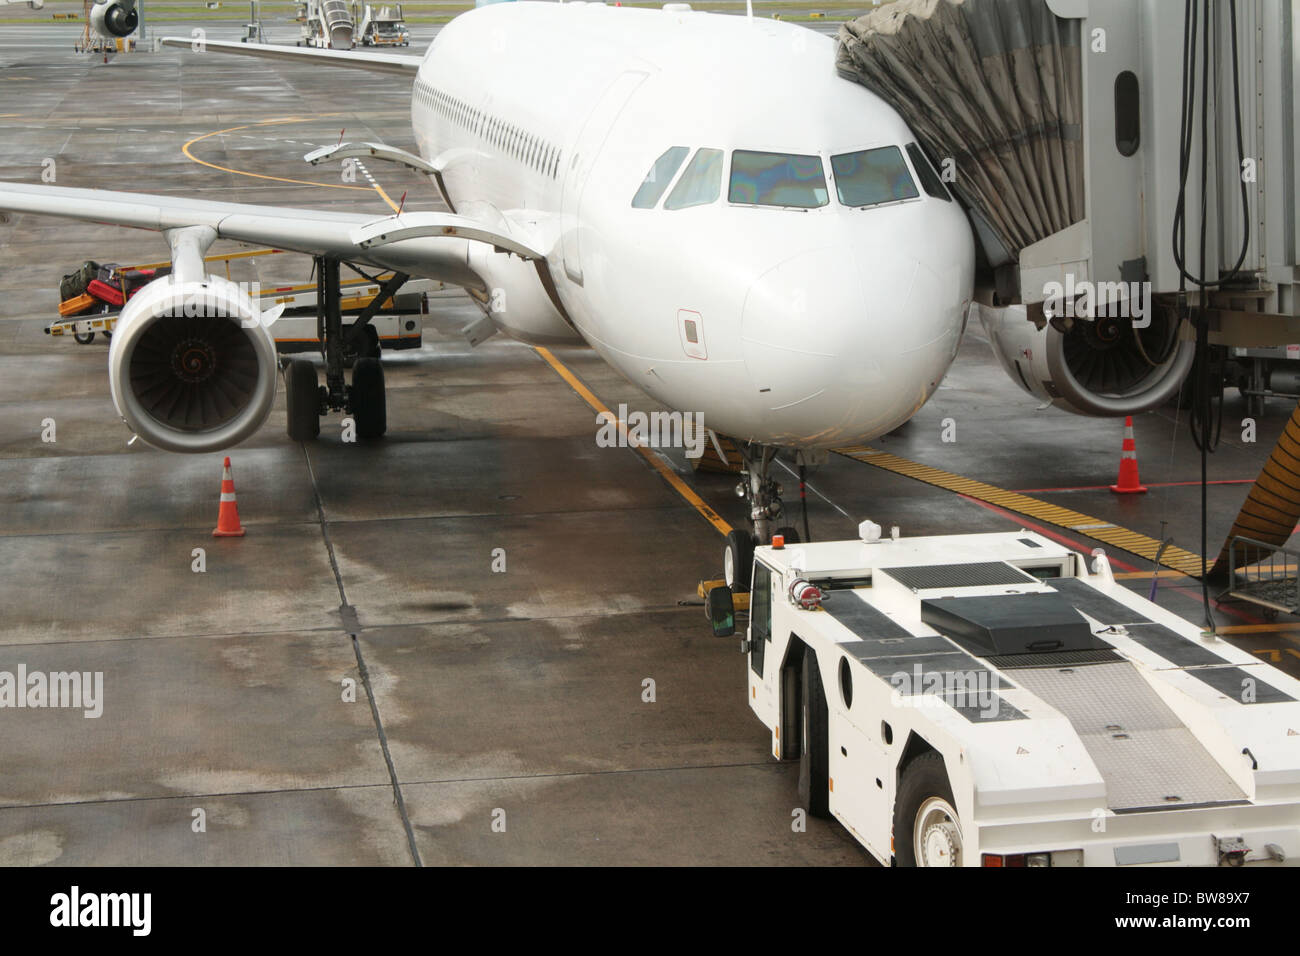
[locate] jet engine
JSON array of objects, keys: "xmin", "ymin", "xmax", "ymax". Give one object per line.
[
  {"xmin": 90, "ymin": 0, "xmax": 138, "ymax": 38},
  {"xmin": 108, "ymin": 274, "xmax": 279, "ymax": 453},
  {"xmin": 976, "ymin": 302, "xmax": 1196, "ymax": 417}
]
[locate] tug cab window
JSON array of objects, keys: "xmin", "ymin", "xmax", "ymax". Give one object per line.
[
  {"xmin": 729, "ymin": 150, "xmax": 828, "ymax": 208},
  {"xmin": 831, "ymin": 145, "xmax": 920, "ymax": 207},
  {"xmin": 750, "ymin": 561, "xmax": 773, "ymax": 677},
  {"xmin": 664, "ymin": 148, "xmax": 723, "ymax": 209},
  {"xmin": 631, "ymin": 146, "xmax": 689, "ymax": 208}
]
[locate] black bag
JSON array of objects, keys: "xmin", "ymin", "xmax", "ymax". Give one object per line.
[{"xmin": 58, "ymin": 260, "xmax": 100, "ymax": 301}]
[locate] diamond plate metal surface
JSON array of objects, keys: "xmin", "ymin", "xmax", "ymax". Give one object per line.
[{"xmin": 1011, "ymin": 663, "xmax": 1245, "ymax": 810}]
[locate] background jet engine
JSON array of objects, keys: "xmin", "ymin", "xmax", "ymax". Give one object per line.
[
  {"xmin": 90, "ymin": 0, "xmax": 139, "ymax": 38},
  {"xmin": 108, "ymin": 274, "xmax": 279, "ymax": 453},
  {"xmin": 976, "ymin": 302, "xmax": 1196, "ymax": 417}
]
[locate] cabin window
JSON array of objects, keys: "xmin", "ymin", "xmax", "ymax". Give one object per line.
[
  {"xmin": 830, "ymin": 145, "xmax": 919, "ymax": 208},
  {"xmin": 631, "ymin": 146, "xmax": 689, "ymax": 208},
  {"xmin": 728, "ymin": 150, "xmax": 828, "ymax": 208},
  {"xmin": 905, "ymin": 142, "xmax": 952, "ymax": 201},
  {"xmin": 664, "ymin": 147, "xmax": 723, "ymax": 210}
]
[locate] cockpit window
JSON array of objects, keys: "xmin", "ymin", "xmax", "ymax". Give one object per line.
[
  {"xmin": 728, "ymin": 150, "xmax": 828, "ymax": 208},
  {"xmin": 631, "ymin": 146, "xmax": 689, "ymax": 209},
  {"xmin": 664, "ymin": 148, "xmax": 723, "ymax": 210},
  {"xmin": 906, "ymin": 142, "xmax": 952, "ymax": 201},
  {"xmin": 830, "ymin": 146, "xmax": 920, "ymax": 208}
]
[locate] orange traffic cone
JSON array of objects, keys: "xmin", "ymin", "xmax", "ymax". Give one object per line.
[
  {"xmin": 1109, "ymin": 416, "xmax": 1147, "ymax": 494},
  {"xmin": 213, "ymin": 456, "xmax": 246, "ymax": 537}
]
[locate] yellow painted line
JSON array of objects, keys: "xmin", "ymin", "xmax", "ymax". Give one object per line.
[
  {"xmin": 534, "ymin": 347, "xmax": 732, "ymax": 537},
  {"xmin": 1218, "ymin": 623, "xmax": 1300, "ymax": 635},
  {"xmin": 1114, "ymin": 569, "xmax": 1190, "ymax": 581},
  {"xmin": 129, "ymin": 249, "xmax": 284, "ymax": 271},
  {"xmin": 835, "ymin": 445, "xmax": 1208, "ymax": 577},
  {"xmin": 182, "ymin": 115, "xmax": 403, "ymax": 214},
  {"xmin": 1249, "ymin": 648, "xmax": 1300, "ymax": 662}
]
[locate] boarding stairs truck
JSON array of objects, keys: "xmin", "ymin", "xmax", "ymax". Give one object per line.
[
  {"xmin": 357, "ymin": 3, "xmax": 409, "ymax": 46},
  {"xmin": 705, "ymin": 528, "xmax": 1300, "ymax": 866}
]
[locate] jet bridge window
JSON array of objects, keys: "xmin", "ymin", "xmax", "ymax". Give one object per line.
[
  {"xmin": 664, "ymin": 148, "xmax": 724, "ymax": 210},
  {"xmin": 831, "ymin": 145, "xmax": 920, "ymax": 208},
  {"xmin": 631, "ymin": 146, "xmax": 689, "ymax": 208},
  {"xmin": 728, "ymin": 150, "xmax": 828, "ymax": 208}
]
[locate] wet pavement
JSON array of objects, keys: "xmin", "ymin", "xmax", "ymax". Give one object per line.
[{"xmin": 0, "ymin": 17, "xmax": 1296, "ymax": 867}]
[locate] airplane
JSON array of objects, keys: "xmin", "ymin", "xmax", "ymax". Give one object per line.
[
  {"xmin": 0, "ymin": 0, "xmax": 139, "ymax": 39},
  {"xmin": 0, "ymin": 2, "xmax": 1184, "ymax": 581}
]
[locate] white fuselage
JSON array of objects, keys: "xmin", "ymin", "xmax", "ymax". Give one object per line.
[{"xmin": 409, "ymin": 2, "xmax": 975, "ymax": 449}]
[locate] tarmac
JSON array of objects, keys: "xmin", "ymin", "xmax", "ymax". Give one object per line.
[{"xmin": 0, "ymin": 14, "xmax": 1297, "ymax": 866}]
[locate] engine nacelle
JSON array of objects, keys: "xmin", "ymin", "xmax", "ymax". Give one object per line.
[
  {"xmin": 90, "ymin": 0, "xmax": 138, "ymax": 38},
  {"xmin": 976, "ymin": 302, "xmax": 1196, "ymax": 417},
  {"xmin": 108, "ymin": 274, "xmax": 279, "ymax": 453}
]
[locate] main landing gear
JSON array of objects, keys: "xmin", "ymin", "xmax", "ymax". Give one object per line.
[
  {"xmin": 722, "ymin": 443, "xmax": 812, "ymax": 593},
  {"xmin": 284, "ymin": 256, "xmax": 409, "ymax": 442}
]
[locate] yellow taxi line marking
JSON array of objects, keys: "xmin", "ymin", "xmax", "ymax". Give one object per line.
[
  {"xmin": 534, "ymin": 347, "xmax": 732, "ymax": 537},
  {"xmin": 182, "ymin": 116, "xmax": 398, "ymax": 207},
  {"xmin": 1217, "ymin": 623, "xmax": 1300, "ymax": 635},
  {"xmin": 835, "ymin": 445, "xmax": 1208, "ymax": 577}
]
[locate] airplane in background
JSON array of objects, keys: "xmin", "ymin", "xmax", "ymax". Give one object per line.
[
  {"xmin": 0, "ymin": 0, "xmax": 139, "ymax": 40},
  {"xmin": 0, "ymin": 2, "xmax": 1171, "ymax": 580}
]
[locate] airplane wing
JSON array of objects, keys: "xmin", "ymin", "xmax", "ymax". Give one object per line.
[
  {"xmin": 159, "ymin": 37, "xmax": 422, "ymax": 76},
  {"xmin": 0, "ymin": 182, "xmax": 547, "ymax": 292}
]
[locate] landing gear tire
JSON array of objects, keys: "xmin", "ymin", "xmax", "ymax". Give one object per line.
[
  {"xmin": 285, "ymin": 359, "xmax": 321, "ymax": 441},
  {"xmin": 775, "ymin": 526, "xmax": 800, "ymax": 544},
  {"xmin": 895, "ymin": 753, "xmax": 961, "ymax": 867},
  {"xmin": 350, "ymin": 357, "xmax": 386, "ymax": 439},
  {"xmin": 798, "ymin": 649, "xmax": 830, "ymax": 819},
  {"xmin": 724, "ymin": 529, "xmax": 755, "ymax": 593},
  {"xmin": 73, "ymin": 331, "xmax": 94, "ymax": 345}
]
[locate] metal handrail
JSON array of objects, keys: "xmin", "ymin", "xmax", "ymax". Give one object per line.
[{"xmin": 1227, "ymin": 535, "xmax": 1300, "ymax": 613}]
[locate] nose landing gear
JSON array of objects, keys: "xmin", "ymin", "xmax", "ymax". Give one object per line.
[
  {"xmin": 723, "ymin": 442, "xmax": 811, "ymax": 579},
  {"xmin": 736, "ymin": 444, "xmax": 784, "ymax": 546}
]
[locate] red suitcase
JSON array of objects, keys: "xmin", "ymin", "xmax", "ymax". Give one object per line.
[{"xmin": 87, "ymin": 278, "xmax": 125, "ymax": 306}]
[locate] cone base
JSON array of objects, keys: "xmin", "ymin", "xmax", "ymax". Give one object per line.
[
  {"xmin": 212, "ymin": 527, "xmax": 246, "ymax": 537},
  {"xmin": 1109, "ymin": 484, "xmax": 1147, "ymax": 494}
]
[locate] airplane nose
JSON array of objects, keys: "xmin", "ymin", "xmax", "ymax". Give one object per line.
[{"xmin": 740, "ymin": 240, "xmax": 964, "ymax": 442}]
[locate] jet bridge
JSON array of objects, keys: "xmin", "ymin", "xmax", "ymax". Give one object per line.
[{"xmin": 837, "ymin": 0, "xmax": 1300, "ymax": 409}]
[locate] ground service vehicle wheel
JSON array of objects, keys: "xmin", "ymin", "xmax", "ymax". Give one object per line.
[
  {"xmin": 74, "ymin": 331, "xmax": 94, "ymax": 345},
  {"xmin": 351, "ymin": 357, "xmax": 386, "ymax": 439},
  {"xmin": 895, "ymin": 752, "xmax": 962, "ymax": 866},
  {"xmin": 724, "ymin": 529, "xmax": 754, "ymax": 593},
  {"xmin": 798, "ymin": 649, "xmax": 830, "ymax": 819},
  {"xmin": 285, "ymin": 359, "xmax": 320, "ymax": 441}
]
